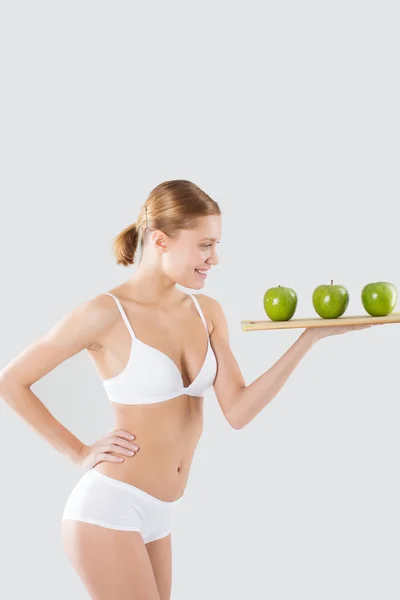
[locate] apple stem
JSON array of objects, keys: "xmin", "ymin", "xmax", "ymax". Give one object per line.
[{"xmin": 331, "ymin": 279, "xmax": 333, "ymax": 285}]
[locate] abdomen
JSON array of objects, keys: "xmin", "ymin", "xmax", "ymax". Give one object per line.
[{"xmin": 92, "ymin": 394, "xmax": 204, "ymax": 501}]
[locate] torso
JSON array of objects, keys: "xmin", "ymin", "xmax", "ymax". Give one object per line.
[{"xmin": 87, "ymin": 286, "xmax": 214, "ymax": 502}]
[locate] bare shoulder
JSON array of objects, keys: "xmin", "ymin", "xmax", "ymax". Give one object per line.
[
  {"xmin": 80, "ymin": 292, "xmax": 124, "ymax": 348},
  {"xmin": 193, "ymin": 293, "xmax": 217, "ymax": 308},
  {"xmin": 63, "ymin": 292, "xmax": 121, "ymax": 341},
  {"xmin": 192, "ymin": 294, "xmax": 225, "ymax": 336}
]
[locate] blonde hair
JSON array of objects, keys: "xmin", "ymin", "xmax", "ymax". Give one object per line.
[{"xmin": 113, "ymin": 180, "xmax": 221, "ymax": 266}]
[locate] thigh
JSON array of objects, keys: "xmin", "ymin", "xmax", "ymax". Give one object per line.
[
  {"xmin": 61, "ymin": 520, "xmax": 161, "ymax": 600},
  {"xmin": 146, "ymin": 534, "xmax": 172, "ymax": 600}
]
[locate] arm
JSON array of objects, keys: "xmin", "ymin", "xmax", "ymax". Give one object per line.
[
  {"xmin": 208, "ymin": 296, "xmax": 318, "ymax": 430},
  {"xmin": 0, "ymin": 294, "xmax": 116, "ymax": 464},
  {"xmin": 229, "ymin": 329, "xmax": 317, "ymax": 429}
]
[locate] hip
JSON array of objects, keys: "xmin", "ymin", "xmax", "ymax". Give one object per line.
[{"xmin": 62, "ymin": 468, "xmax": 184, "ymax": 543}]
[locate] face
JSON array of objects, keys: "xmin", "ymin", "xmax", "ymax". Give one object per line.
[{"xmin": 153, "ymin": 214, "xmax": 222, "ymax": 289}]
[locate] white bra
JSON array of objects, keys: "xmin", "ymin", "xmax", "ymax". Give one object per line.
[{"xmin": 100, "ymin": 293, "xmax": 217, "ymax": 405}]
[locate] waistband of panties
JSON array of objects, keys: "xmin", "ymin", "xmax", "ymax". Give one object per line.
[{"xmin": 87, "ymin": 468, "xmax": 184, "ymax": 506}]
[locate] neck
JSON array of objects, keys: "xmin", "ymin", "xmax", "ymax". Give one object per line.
[{"xmin": 124, "ymin": 267, "xmax": 183, "ymax": 307}]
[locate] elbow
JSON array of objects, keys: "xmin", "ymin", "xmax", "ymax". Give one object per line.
[
  {"xmin": 231, "ymin": 414, "xmax": 245, "ymax": 430},
  {"xmin": 0, "ymin": 377, "xmax": 9, "ymax": 404},
  {"xmin": 0, "ymin": 375, "xmax": 21, "ymax": 404},
  {"xmin": 0, "ymin": 375, "xmax": 8, "ymax": 395},
  {"xmin": 226, "ymin": 388, "xmax": 247, "ymax": 430},
  {"xmin": 227, "ymin": 407, "xmax": 244, "ymax": 431}
]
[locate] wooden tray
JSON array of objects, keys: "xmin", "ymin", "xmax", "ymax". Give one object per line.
[{"xmin": 241, "ymin": 312, "xmax": 400, "ymax": 331}]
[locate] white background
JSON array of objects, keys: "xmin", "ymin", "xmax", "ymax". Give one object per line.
[{"xmin": 1, "ymin": 1, "xmax": 399, "ymax": 598}]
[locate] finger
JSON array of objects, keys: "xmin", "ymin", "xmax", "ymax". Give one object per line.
[
  {"xmin": 98, "ymin": 452, "xmax": 125, "ymax": 463},
  {"xmin": 107, "ymin": 435, "xmax": 139, "ymax": 451},
  {"xmin": 110, "ymin": 442, "xmax": 137, "ymax": 456},
  {"xmin": 103, "ymin": 442, "xmax": 137, "ymax": 456},
  {"xmin": 114, "ymin": 429, "xmax": 136, "ymax": 440}
]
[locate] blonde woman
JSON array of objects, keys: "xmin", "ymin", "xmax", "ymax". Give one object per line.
[{"xmin": 0, "ymin": 180, "xmax": 378, "ymax": 599}]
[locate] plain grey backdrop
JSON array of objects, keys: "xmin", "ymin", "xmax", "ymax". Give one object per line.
[{"xmin": 1, "ymin": 2, "xmax": 399, "ymax": 598}]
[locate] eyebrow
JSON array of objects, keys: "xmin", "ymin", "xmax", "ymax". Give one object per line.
[{"xmin": 199, "ymin": 237, "xmax": 220, "ymax": 242}]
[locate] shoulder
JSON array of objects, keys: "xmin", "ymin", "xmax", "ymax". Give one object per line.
[
  {"xmin": 192, "ymin": 294, "xmax": 225, "ymax": 334},
  {"xmin": 73, "ymin": 293, "xmax": 124, "ymax": 349},
  {"xmin": 83, "ymin": 292, "xmax": 120, "ymax": 320}
]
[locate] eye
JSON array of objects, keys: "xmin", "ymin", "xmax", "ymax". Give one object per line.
[{"xmin": 202, "ymin": 244, "xmax": 212, "ymax": 248}]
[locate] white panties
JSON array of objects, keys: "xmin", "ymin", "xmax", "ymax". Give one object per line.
[{"xmin": 62, "ymin": 468, "xmax": 184, "ymax": 544}]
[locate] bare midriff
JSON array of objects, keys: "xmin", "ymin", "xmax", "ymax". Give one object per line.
[{"xmin": 92, "ymin": 393, "xmax": 204, "ymax": 502}]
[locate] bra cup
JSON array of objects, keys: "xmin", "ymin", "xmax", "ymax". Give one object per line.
[
  {"xmin": 135, "ymin": 344, "xmax": 185, "ymax": 395},
  {"xmin": 186, "ymin": 343, "xmax": 217, "ymax": 395},
  {"xmin": 103, "ymin": 341, "xmax": 184, "ymax": 396}
]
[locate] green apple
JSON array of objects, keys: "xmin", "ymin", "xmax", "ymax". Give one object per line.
[
  {"xmin": 361, "ymin": 282, "xmax": 397, "ymax": 316},
  {"xmin": 263, "ymin": 285, "xmax": 297, "ymax": 321},
  {"xmin": 312, "ymin": 280, "xmax": 349, "ymax": 318}
]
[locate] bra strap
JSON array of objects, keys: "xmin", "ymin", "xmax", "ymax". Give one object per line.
[
  {"xmin": 190, "ymin": 294, "xmax": 208, "ymax": 334},
  {"xmin": 103, "ymin": 293, "xmax": 136, "ymax": 339}
]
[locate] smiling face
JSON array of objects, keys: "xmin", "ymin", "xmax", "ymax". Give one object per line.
[{"xmin": 151, "ymin": 214, "xmax": 222, "ymax": 289}]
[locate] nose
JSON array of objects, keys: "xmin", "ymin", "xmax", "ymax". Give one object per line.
[{"xmin": 207, "ymin": 250, "xmax": 219, "ymax": 267}]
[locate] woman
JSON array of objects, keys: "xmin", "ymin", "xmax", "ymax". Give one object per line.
[{"xmin": 0, "ymin": 180, "xmax": 378, "ymax": 599}]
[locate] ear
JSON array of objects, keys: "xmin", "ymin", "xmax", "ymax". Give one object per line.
[{"xmin": 151, "ymin": 229, "xmax": 168, "ymax": 253}]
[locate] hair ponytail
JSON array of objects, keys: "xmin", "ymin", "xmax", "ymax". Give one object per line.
[{"xmin": 113, "ymin": 221, "xmax": 140, "ymax": 266}]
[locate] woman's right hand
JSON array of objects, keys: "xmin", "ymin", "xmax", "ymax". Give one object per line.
[
  {"xmin": 78, "ymin": 428, "xmax": 140, "ymax": 470},
  {"xmin": 306, "ymin": 321, "xmax": 384, "ymax": 342}
]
